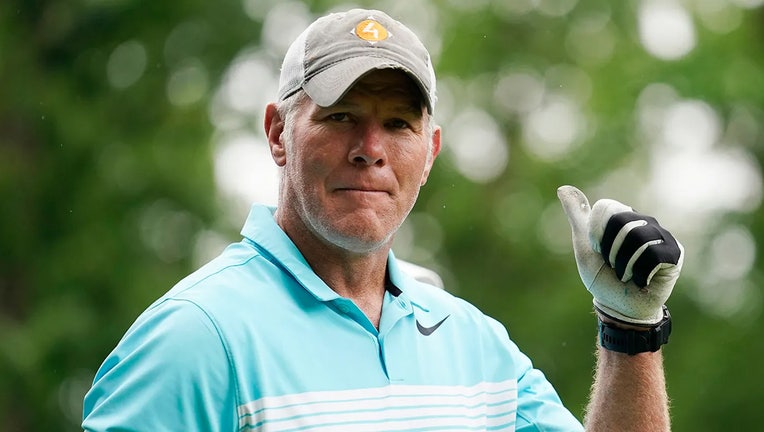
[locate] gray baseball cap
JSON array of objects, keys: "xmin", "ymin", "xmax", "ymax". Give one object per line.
[{"xmin": 278, "ymin": 9, "xmax": 437, "ymax": 114}]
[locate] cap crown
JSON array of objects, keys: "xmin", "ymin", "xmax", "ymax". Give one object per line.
[{"xmin": 278, "ymin": 9, "xmax": 437, "ymax": 113}]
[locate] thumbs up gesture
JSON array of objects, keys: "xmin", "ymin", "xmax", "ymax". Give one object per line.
[{"xmin": 557, "ymin": 185, "xmax": 684, "ymax": 325}]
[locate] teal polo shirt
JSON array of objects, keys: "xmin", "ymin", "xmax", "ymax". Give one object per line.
[{"xmin": 83, "ymin": 204, "xmax": 583, "ymax": 431}]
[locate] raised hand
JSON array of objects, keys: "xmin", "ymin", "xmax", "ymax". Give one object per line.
[{"xmin": 557, "ymin": 185, "xmax": 684, "ymax": 325}]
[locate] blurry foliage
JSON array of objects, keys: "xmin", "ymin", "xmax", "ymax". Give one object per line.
[{"xmin": 1, "ymin": 0, "xmax": 763, "ymax": 430}]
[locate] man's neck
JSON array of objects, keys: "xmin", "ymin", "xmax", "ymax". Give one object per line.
[
  {"xmin": 276, "ymin": 212, "xmax": 391, "ymax": 328},
  {"xmin": 309, "ymin": 250, "xmax": 389, "ymax": 328}
]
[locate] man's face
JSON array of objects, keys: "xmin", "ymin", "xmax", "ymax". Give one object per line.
[{"xmin": 273, "ymin": 69, "xmax": 441, "ymax": 254}]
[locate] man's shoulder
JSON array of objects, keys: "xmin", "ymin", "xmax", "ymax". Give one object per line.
[
  {"xmin": 132, "ymin": 239, "xmax": 286, "ymax": 330},
  {"xmin": 166, "ymin": 240, "xmax": 271, "ymax": 298}
]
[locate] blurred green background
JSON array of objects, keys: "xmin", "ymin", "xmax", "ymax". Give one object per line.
[{"xmin": 2, "ymin": 0, "xmax": 763, "ymax": 430}]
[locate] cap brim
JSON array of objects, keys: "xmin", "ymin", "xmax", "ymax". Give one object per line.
[{"xmin": 302, "ymin": 56, "xmax": 433, "ymax": 114}]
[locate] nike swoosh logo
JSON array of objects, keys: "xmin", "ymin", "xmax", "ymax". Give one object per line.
[{"xmin": 416, "ymin": 315, "xmax": 450, "ymax": 336}]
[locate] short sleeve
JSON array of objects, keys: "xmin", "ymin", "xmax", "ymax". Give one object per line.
[
  {"xmin": 82, "ymin": 298, "xmax": 237, "ymax": 432},
  {"xmin": 514, "ymin": 363, "xmax": 585, "ymax": 431},
  {"xmin": 485, "ymin": 317, "xmax": 584, "ymax": 431}
]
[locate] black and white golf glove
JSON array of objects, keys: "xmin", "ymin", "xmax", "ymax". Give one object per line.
[{"xmin": 557, "ymin": 185, "xmax": 684, "ymax": 326}]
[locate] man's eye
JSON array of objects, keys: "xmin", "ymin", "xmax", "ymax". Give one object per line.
[
  {"xmin": 387, "ymin": 118, "xmax": 410, "ymax": 129},
  {"xmin": 328, "ymin": 113, "xmax": 350, "ymax": 122}
]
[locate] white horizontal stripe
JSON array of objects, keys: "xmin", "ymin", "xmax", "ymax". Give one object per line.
[
  {"xmin": 242, "ymin": 389, "xmax": 517, "ymax": 421},
  {"xmin": 276, "ymin": 409, "xmax": 516, "ymax": 432},
  {"xmin": 239, "ymin": 380, "xmax": 517, "ymax": 416},
  {"xmin": 248, "ymin": 399, "xmax": 517, "ymax": 429},
  {"xmin": 238, "ymin": 380, "xmax": 517, "ymax": 431}
]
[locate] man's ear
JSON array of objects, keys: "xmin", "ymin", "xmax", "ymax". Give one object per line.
[
  {"xmin": 421, "ymin": 126, "xmax": 442, "ymax": 186},
  {"xmin": 264, "ymin": 103, "xmax": 286, "ymax": 167}
]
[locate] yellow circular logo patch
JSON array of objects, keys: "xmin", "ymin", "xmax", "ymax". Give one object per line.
[{"xmin": 355, "ymin": 19, "xmax": 389, "ymax": 42}]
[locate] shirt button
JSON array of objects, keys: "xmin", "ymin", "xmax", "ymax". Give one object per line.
[{"xmin": 337, "ymin": 304, "xmax": 350, "ymax": 313}]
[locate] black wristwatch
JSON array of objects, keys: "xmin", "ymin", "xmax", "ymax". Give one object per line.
[{"xmin": 597, "ymin": 306, "xmax": 672, "ymax": 355}]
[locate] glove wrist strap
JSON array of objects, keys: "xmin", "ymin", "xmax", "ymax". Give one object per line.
[{"xmin": 597, "ymin": 306, "xmax": 672, "ymax": 355}]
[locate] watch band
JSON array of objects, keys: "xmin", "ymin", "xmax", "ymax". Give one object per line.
[{"xmin": 598, "ymin": 306, "xmax": 672, "ymax": 355}]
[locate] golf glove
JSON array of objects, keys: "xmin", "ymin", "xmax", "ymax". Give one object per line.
[{"xmin": 557, "ymin": 185, "xmax": 684, "ymax": 325}]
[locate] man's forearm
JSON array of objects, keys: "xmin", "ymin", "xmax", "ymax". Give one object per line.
[{"xmin": 584, "ymin": 347, "xmax": 670, "ymax": 432}]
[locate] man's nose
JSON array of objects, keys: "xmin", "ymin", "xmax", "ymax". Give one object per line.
[{"xmin": 348, "ymin": 122, "xmax": 386, "ymax": 166}]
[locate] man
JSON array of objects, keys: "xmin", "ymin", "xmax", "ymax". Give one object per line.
[{"xmin": 83, "ymin": 8, "xmax": 683, "ymax": 431}]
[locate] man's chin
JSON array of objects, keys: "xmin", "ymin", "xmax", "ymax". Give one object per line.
[{"xmin": 319, "ymin": 227, "xmax": 392, "ymax": 255}]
